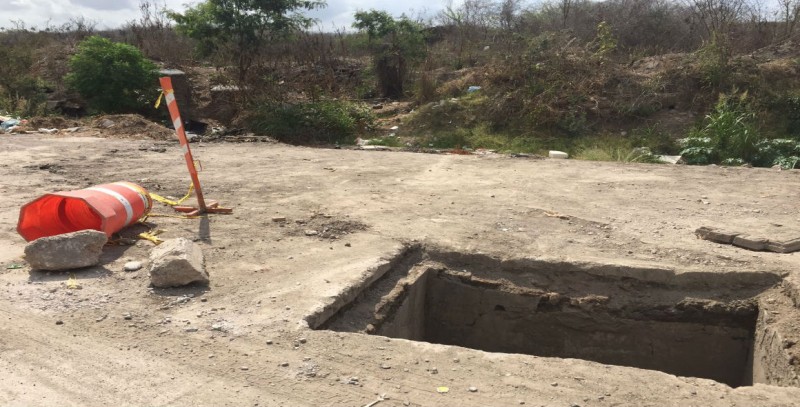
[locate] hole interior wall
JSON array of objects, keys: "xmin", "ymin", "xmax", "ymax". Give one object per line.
[{"xmin": 384, "ymin": 269, "xmax": 758, "ymax": 388}]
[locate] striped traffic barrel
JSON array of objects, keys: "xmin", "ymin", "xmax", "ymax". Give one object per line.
[{"xmin": 17, "ymin": 182, "xmax": 152, "ymax": 241}]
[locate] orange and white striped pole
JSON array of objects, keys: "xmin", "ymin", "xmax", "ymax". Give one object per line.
[{"xmin": 158, "ymin": 76, "xmax": 231, "ymax": 215}]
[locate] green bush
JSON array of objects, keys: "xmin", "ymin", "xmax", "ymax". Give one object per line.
[
  {"xmin": 246, "ymin": 100, "xmax": 375, "ymax": 145},
  {"xmin": 679, "ymin": 93, "xmax": 760, "ymax": 165},
  {"xmin": 753, "ymin": 139, "xmax": 800, "ymax": 169},
  {"xmin": 66, "ymin": 36, "xmax": 157, "ymax": 113}
]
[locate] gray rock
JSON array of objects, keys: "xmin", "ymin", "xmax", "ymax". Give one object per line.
[
  {"xmin": 123, "ymin": 261, "xmax": 143, "ymax": 271},
  {"xmin": 24, "ymin": 230, "xmax": 107, "ymax": 270},
  {"xmin": 148, "ymin": 238, "xmax": 208, "ymax": 288}
]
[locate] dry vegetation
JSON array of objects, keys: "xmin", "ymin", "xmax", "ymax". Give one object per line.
[{"xmin": 4, "ymin": 0, "xmax": 800, "ymax": 162}]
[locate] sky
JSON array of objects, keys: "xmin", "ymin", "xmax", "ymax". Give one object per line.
[{"xmin": 0, "ymin": 0, "xmax": 451, "ymax": 31}]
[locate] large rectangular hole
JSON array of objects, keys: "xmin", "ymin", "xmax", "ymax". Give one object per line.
[{"xmin": 317, "ymin": 261, "xmax": 769, "ymax": 388}]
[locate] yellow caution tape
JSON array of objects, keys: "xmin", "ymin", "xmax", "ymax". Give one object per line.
[
  {"xmin": 149, "ymin": 183, "xmax": 194, "ymax": 207},
  {"xmin": 146, "ymin": 213, "xmax": 201, "ymax": 219},
  {"xmin": 138, "ymin": 232, "xmax": 164, "ymax": 245},
  {"xmin": 154, "ymin": 89, "xmax": 172, "ymax": 109},
  {"xmin": 67, "ymin": 273, "xmax": 79, "ymax": 289}
]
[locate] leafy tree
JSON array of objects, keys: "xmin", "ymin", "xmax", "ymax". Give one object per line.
[
  {"xmin": 66, "ymin": 36, "xmax": 157, "ymax": 113},
  {"xmin": 169, "ymin": 0, "xmax": 325, "ymax": 81},
  {"xmin": 353, "ymin": 10, "xmax": 426, "ymax": 98}
]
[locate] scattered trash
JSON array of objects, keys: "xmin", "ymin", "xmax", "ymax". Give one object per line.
[
  {"xmin": 436, "ymin": 386, "xmax": 449, "ymax": 394},
  {"xmin": 6, "ymin": 263, "xmax": 23, "ymax": 269},
  {"xmin": 67, "ymin": 273, "xmax": 80, "ymax": 289},
  {"xmin": 549, "ymin": 150, "xmax": 569, "ymax": 159},
  {"xmin": 123, "ymin": 261, "xmax": 143, "ymax": 272},
  {"xmin": 138, "ymin": 229, "xmax": 165, "ymax": 245},
  {"xmin": 361, "ymin": 145, "xmax": 391, "ymax": 151},
  {"xmin": 467, "ymin": 86, "xmax": 482, "ymax": 93},
  {"xmin": 363, "ymin": 395, "xmax": 386, "ymax": 407},
  {"xmin": 372, "ymin": 104, "xmax": 384, "ymax": 110},
  {"xmin": 658, "ymin": 155, "xmax": 682, "ymax": 164},
  {"xmin": 390, "ymin": 125, "xmax": 399, "ymax": 131},
  {"xmin": 1, "ymin": 118, "xmax": 20, "ymax": 131},
  {"xmin": 38, "ymin": 128, "xmax": 58, "ymax": 134}
]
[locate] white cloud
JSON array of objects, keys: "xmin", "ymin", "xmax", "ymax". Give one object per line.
[
  {"xmin": 0, "ymin": 0, "xmax": 191, "ymax": 30},
  {"xmin": 307, "ymin": 0, "xmax": 443, "ymax": 31},
  {"xmin": 0, "ymin": 0, "xmax": 448, "ymax": 31}
]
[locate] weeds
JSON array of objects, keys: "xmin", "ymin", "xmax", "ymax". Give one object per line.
[
  {"xmin": 574, "ymin": 135, "xmax": 663, "ymax": 163},
  {"xmin": 246, "ymin": 99, "xmax": 374, "ymax": 145},
  {"xmin": 680, "ymin": 92, "xmax": 760, "ymax": 165}
]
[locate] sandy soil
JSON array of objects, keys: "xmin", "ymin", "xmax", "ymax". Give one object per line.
[{"xmin": 2, "ymin": 133, "xmax": 800, "ymax": 406}]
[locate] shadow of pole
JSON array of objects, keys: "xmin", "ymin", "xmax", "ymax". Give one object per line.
[{"xmin": 199, "ymin": 215, "xmax": 211, "ymax": 242}]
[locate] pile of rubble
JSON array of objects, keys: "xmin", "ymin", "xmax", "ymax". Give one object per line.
[{"xmin": 23, "ymin": 230, "xmax": 209, "ymax": 288}]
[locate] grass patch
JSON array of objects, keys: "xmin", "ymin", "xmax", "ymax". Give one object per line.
[
  {"xmin": 573, "ymin": 135, "xmax": 664, "ymax": 163},
  {"xmin": 410, "ymin": 124, "xmax": 543, "ymax": 153}
]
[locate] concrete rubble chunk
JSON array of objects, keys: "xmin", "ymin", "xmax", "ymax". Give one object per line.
[
  {"xmin": 767, "ymin": 238, "xmax": 800, "ymax": 254},
  {"xmin": 24, "ymin": 230, "xmax": 107, "ymax": 271},
  {"xmin": 732, "ymin": 235, "xmax": 768, "ymax": 251},
  {"xmin": 695, "ymin": 226, "xmax": 740, "ymax": 244},
  {"xmin": 149, "ymin": 238, "xmax": 208, "ymax": 287}
]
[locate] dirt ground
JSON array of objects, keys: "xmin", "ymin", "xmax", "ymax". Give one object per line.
[{"xmin": 3, "ymin": 133, "xmax": 800, "ymax": 406}]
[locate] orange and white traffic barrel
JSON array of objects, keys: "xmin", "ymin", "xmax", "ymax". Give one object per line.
[{"xmin": 17, "ymin": 181, "xmax": 152, "ymax": 241}]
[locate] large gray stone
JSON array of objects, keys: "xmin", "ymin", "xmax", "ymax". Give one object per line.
[
  {"xmin": 24, "ymin": 230, "xmax": 107, "ymax": 271},
  {"xmin": 149, "ymin": 238, "xmax": 208, "ymax": 287}
]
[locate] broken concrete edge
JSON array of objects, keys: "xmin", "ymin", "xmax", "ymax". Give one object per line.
[
  {"xmin": 303, "ymin": 244, "xmax": 418, "ymax": 330},
  {"xmin": 696, "ymin": 227, "xmax": 800, "ymax": 254},
  {"xmin": 305, "ymin": 243, "xmax": 787, "ymax": 331},
  {"xmin": 696, "ymin": 226, "xmax": 739, "ymax": 244}
]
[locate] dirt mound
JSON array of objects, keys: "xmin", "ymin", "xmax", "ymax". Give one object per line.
[
  {"xmin": 91, "ymin": 114, "xmax": 175, "ymax": 140},
  {"xmin": 24, "ymin": 116, "xmax": 82, "ymax": 129}
]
